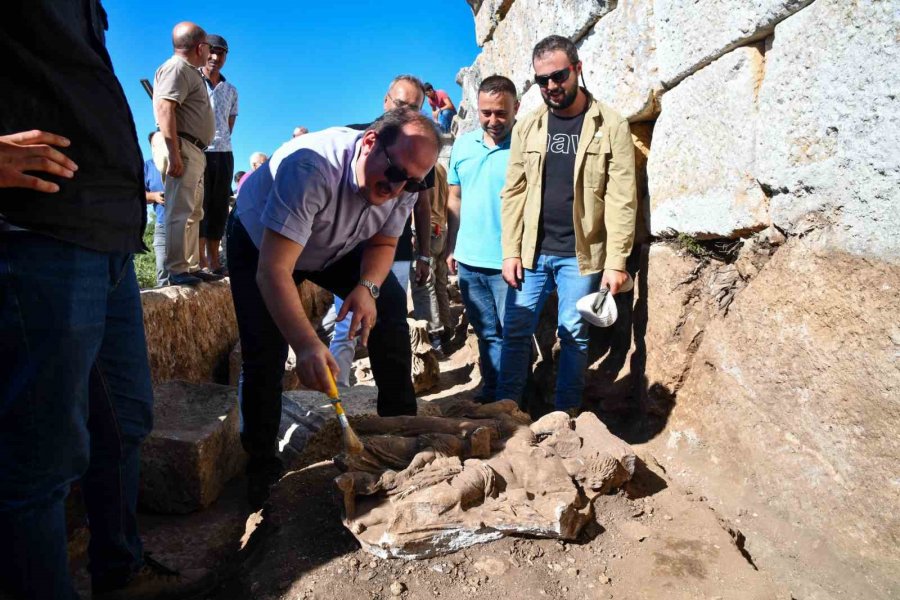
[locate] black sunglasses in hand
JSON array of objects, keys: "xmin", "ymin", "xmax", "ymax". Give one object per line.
[
  {"xmin": 534, "ymin": 65, "xmax": 575, "ymax": 88},
  {"xmin": 380, "ymin": 142, "xmax": 427, "ymax": 193}
]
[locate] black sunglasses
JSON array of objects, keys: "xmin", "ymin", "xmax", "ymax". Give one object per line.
[
  {"xmin": 379, "ymin": 141, "xmax": 427, "ymax": 193},
  {"xmin": 534, "ymin": 65, "xmax": 574, "ymax": 88}
]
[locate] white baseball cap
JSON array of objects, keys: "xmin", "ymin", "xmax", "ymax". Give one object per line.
[{"xmin": 576, "ymin": 273, "xmax": 634, "ymax": 328}]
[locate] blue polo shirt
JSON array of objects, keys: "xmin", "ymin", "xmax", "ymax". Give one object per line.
[
  {"xmin": 143, "ymin": 159, "xmax": 165, "ymax": 224},
  {"xmin": 447, "ymin": 128, "xmax": 512, "ymax": 269}
]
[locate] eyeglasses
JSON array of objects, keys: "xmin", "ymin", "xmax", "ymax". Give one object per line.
[
  {"xmin": 534, "ymin": 65, "xmax": 574, "ymax": 88},
  {"xmin": 210, "ymin": 46, "xmax": 227, "ymax": 54},
  {"xmin": 387, "ymin": 94, "xmax": 419, "ymax": 110},
  {"xmin": 380, "ymin": 141, "xmax": 427, "ymax": 193}
]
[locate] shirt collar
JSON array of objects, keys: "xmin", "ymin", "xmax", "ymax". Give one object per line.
[
  {"xmin": 349, "ymin": 135, "xmax": 364, "ymax": 196},
  {"xmin": 478, "ymin": 128, "xmax": 513, "ymax": 150}
]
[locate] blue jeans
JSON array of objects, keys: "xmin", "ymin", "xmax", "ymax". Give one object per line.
[
  {"xmin": 326, "ymin": 261, "xmax": 410, "ymax": 387},
  {"xmin": 497, "ymin": 254, "xmax": 599, "ymax": 410},
  {"xmin": 0, "ymin": 232, "xmax": 154, "ymax": 598},
  {"xmin": 457, "ymin": 262, "xmax": 507, "ymax": 400},
  {"xmin": 437, "ymin": 108, "xmax": 456, "ymax": 133}
]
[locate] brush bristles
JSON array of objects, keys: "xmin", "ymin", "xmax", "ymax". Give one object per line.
[{"xmin": 342, "ymin": 425, "xmax": 364, "ymax": 454}]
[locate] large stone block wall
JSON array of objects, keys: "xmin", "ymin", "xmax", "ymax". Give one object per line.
[{"xmin": 458, "ymin": 0, "xmax": 900, "ymax": 595}]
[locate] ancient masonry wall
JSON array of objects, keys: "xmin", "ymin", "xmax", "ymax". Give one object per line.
[{"xmin": 456, "ymin": 0, "xmax": 900, "ymax": 596}]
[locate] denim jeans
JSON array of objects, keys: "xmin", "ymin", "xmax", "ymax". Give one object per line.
[
  {"xmin": 227, "ymin": 214, "xmax": 416, "ymax": 460},
  {"xmin": 457, "ymin": 262, "xmax": 507, "ymax": 400},
  {"xmin": 326, "ymin": 261, "xmax": 410, "ymax": 387},
  {"xmin": 0, "ymin": 231, "xmax": 153, "ymax": 598},
  {"xmin": 153, "ymin": 217, "xmax": 168, "ymax": 287},
  {"xmin": 497, "ymin": 254, "xmax": 600, "ymax": 409},
  {"xmin": 437, "ymin": 109, "xmax": 456, "ymax": 133}
]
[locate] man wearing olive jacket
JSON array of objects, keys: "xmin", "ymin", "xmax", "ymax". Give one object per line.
[{"xmin": 498, "ymin": 35, "xmax": 637, "ymax": 414}]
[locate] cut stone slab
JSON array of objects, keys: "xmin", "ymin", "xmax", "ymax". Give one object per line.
[
  {"xmin": 756, "ymin": 0, "xmax": 900, "ymax": 261},
  {"xmin": 579, "ymin": 0, "xmax": 662, "ymax": 121},
  {"xmin": 141, "ymin": 280, "xmax": 237, "ymax": 385},
  {"xmin": 648, "ymin": 46, "xmax": 768, "ymax": 239},
  {"xmin": 140, "ymin": 381, "xmax": 245, "ymax": 514},
  {"xmin": 654, "ymin": 0, "xmax": 814, "ymax": 86},
  {"xmin": 333, "ymin": 400, "xmax": 635, "ymax": 559}
]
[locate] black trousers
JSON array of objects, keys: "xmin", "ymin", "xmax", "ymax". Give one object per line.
[
  {"xmin": 199, "ymin": 151, "xmax": 233, "ymax": 240},
  {"xmin": 226, "ymin": 214, "xmax": 416, "ymax": 459}
]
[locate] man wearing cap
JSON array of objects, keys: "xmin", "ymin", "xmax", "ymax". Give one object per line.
[
  {"xmin": 227, "ymin": 109, "xmax": 440, "ymax": 508},
  {"xmin": 498, "ymin": 35, "xmax": 637, "ymax": 415},
  {"xmin": 199, "ymin": 34, "xmax": 239, "ymax": 275},
  {"xmin": 152, "ymin": 21, "xmax": 221, "ymax": 286}
]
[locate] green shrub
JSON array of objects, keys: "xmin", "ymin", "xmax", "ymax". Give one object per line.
[{"xmin": 134, "ymin": 222, "xmax": 157, "ymax": 289}]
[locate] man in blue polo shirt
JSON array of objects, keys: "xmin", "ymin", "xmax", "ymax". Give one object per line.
[{"xmin": 445, "ymin": 75, "xmax": 519, "ymax": 403}]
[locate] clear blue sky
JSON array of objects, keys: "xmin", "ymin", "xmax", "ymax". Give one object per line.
[{"xmin": 104, "ymin": 0, "xmax": 480, "ymax": 171}]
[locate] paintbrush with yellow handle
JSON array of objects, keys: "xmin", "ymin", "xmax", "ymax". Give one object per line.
[{"xmin": 325, "ymin": 369, "xmax": 364, "ymax": 454}]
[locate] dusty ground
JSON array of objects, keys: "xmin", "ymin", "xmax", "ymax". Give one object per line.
[{"xmin": 70, "ymin": 337, "xmax": 802, "ymax": 600}]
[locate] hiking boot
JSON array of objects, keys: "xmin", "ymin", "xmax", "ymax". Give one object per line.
[
  {"xmin": 246, "ymin": 456, "xmax": 284, "ymax": 510},
  {"xmin": 92, "ymin": 553, "xmax": 211, "ymax": 600},
  {"xmin": 168, "ymin": 272, "xmax": 202, "ymax": 286}
]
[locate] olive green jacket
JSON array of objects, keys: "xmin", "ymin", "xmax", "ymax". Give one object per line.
[{"xmin": 500, "ymin": 94, "xmax": 637, "ymax": 274}]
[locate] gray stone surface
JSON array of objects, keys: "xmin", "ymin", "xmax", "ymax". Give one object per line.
[
  {"xmin": 654, "ymin": 0, "xmax": 813, "ymax": 86},
  {"xmin": 579, "ymin": 0, "xmax": 662, "ymax": 121},
  {"xmin": 756, "ymin": 0, "xmax": 900, "ymax": 261},
  {"xmin": 140, "ymin": 381, "xmax": 245, "ymax": 514},
  {"xmin": 648, "ymin": 46, "xmax": 768, "ymax": 238}
]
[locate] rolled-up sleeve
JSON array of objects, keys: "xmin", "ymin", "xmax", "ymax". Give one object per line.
[{"xmin": 260, "ymin": 159, "xmax": 328, "ymax": 246}]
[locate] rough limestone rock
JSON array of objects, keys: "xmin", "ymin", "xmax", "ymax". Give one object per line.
[
  {"xmin": 579, "ymin": 0, "xmax": 662, "ymax": 121},
  {"xmin": 756, "ymin": 0, "xmax": 900, "ymax": 261},
  {"xmin": 474, "ymin": 0, "xmax": 514, "ymax": 45},
  {"xmin": 663, "ymin": 237, "xmax": 900, "ymax": 586},
  {"xmin": 648, "ymin": 46, "xmax": 768, "ymax": 239},
  {"xmin": 654, "ymin": 0, "xmax": 813, "ymax": 86},
  {"xmin": 479, "ymin": 0, "xmax": 614, "ymax": 92},
  {"xmin": 334, "ymin": 400, "xmax": 635, "ymax": 558},
  {"xmin": 139, "ymin": 381, "xmax": 245, "ymax": 514},
  {"xmin": 141, "ymin": 280, "xmax": 237, "ymax": 384}
]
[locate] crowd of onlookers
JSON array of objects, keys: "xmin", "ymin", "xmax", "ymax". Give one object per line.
[{"xmin": 1, "ymin": 4, "xmax": 636, "ymax": 598}]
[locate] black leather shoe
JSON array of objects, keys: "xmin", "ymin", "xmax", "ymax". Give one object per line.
[
  {"xmin": 193, "ymin": 269, "xmax": 225, "ymax": 282},
  {"xmin": 168, "ymin": 272, "xmax": 202, "ymax": 286}
]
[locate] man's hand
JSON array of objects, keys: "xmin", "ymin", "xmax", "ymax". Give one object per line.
[
  {"xmin": 601, "ymin": 269, "xmax": 630, "ymax": 295},
  {"xmin": 0, "ymin": 130, "xmax": 78, "ymax": 193},
  {"xmin": 166, "ymin": 150, "xmax": 184, "ymax": 178},
  {"xmin": 337, "ymin": 284, "xmax": 378, "ymax": 346},
  {"xmin": 294, "ymin": 340, "xmax": 340, "ymax": 393},
  {"xmin": 502, "ymin": 257, "xmax": 524, "ymax": 289},
  {"xmin": 146, "ymin": 191, "xmax": 165, "ymax": 205},
  {"xmin": 446, "ymin": 253, "xmax": 458, "ymax": 275},
  {"xmin": 414, "ymin": 258, "xmax": 431, "ymax": 286}
]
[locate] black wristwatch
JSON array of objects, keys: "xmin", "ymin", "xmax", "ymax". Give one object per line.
[{"xmin": 359, "ymin": 279, "xmax": 380, "ymax": 299}]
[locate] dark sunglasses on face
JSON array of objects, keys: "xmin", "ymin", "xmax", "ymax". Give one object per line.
[
  {"xmin": 380, "ymin": 142, "xmax": 427, "ymax": 193},
  {"xmin": 534, "ymin": 65, "xmax": 574, "ymax": 88},
  {"xmin": 210, "ymin": 46, "xmax": 227, "ymax": 54}
]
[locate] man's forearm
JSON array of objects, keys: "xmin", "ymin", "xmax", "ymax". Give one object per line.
[
  {"xmin": 155, "ymin": 101, "xmax": 179, "ymax": 155},
  {"xmin": 257, "ymin": 266, "xmax": 319, "ymax": 351},
  {"xmin": 445, "ymin": 187, "xmax": 462, "ymax": 255},
  {"xmin": 360, "ymin": 238, "xmax": 398, "ymax": 286},
  {"xmin": 413, "ymin": 191, "xmax": 432, "ymax": 257}
]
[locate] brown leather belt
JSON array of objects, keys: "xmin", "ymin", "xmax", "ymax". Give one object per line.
[{"xmin": 177, "ymin": 131, "xmax": 207, "ymax": 151}]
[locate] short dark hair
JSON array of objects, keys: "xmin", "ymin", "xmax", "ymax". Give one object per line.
[
  {"xmin": 368, "ymin": 108, "xmax": 442, "ymax": 152},
  {"xmin": 478, "ymin": 75, "xmax": 517, "ymax": 98},
  {"xmin": 423, "ymin": 82, "xmax": 434, "ymax": 93},
  {"xmin": 147, "ymin": 131, "xmax": 157, "ymax": 145},
  {"xmin": 234, "ymin": 171, "xmax": 246, "ymax": 185},
  {"xmin": 532, "ymin": 34, "xmax": 579, "ymax": 66}
]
